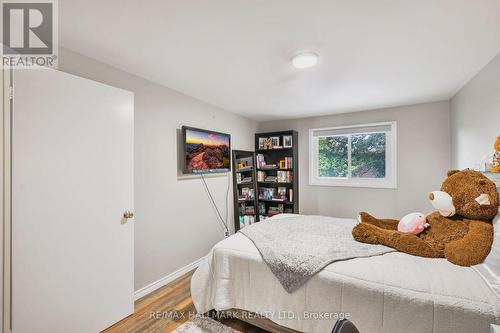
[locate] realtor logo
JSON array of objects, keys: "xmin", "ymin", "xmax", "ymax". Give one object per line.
[{"xmin": 1, "ymin": 0, "xmax": 58, "ymax": 68}]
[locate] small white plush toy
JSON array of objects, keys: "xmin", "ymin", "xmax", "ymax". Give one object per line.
[{"xmin": 397, "ymin": 212, "xmax": 429, "ymax": 235}]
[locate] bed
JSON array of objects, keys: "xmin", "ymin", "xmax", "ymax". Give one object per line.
[{"xmin": 191, "ymin": 216, "xmax": 500, "ymax": 333}]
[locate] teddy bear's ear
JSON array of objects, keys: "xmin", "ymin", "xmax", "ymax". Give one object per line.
[{"xmin": 447, "ymin": 170, "xmax": 460, "ymax": 177}]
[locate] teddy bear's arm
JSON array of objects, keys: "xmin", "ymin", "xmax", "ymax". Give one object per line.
[
  {"xmin": 353, "ymin": 223, "xmax": 442, "ymax": 257},
  {"xmin": 444, "ymin": 221, "xmax": 494, "ymax": 266},
  {"xmin": 358, "ymin": 212, "xmax": 399, "ymax": 230}
]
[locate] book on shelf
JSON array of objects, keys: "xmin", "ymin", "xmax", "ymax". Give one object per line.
[
  {"xmin": 238, "ymin": 176, "xmax": 253, "ymax": 184},
  {"xmin": 240, "ymin": 187, "xmax": 255, "ymax": 200},
  {"xmin": 278, "ymin": 157, "xmax": 293, "ymax": 169},
  {"xmin": 289, "ymin": 189, "xmax": 293, "ymax": 202},
  {"xmin": 257, "ymin": 171, "xmax": 266, "ymax": 182},
  {"xmin": 256, "ymin": 154, "xmax": 280, "ymax": 169},
  {"xmin": 239, "ymin": 215, "xmax": 255, "ymax": 229},
  {"xmin": 259, "ymin": 164, "xmax": 277, "ymax": 170},
  {"xmin": 277, "ymin": 187, "xmax": 287, "ymax": 200},
  {"xmin": 279, "ymin": 204, "xmax": 284, "ymax": 213},
  {"xmin": 239, "ymin": 203, "xmax": 255, "ymax": 215},
  {"xmin": 258, "ymin": 202, "xmax": 266, "ymax": 214},
  {"xmin": 267, "ymin": 204, "xmax": 284, "ymax": 214},
  {"xmin": 258, "ymin": 189, "xmax": 287, "ymax": 202},
  {"xmin": 256, "ymin": 154, "xmax": 265, "ymax": 167},
  {"xmin": 258, "ymin": 187, "xmax": 276, "ymax": 200},
  {"xmin": 264, "ymin": 175, "xmax": 277, "ymax": 182},
  {"xmin": 279, "ymin": 159, "xmax": 285, "ymax": 169},
  {"xmin": 277, "ymin": 170, "xmax": 292, "ymax": 183}
]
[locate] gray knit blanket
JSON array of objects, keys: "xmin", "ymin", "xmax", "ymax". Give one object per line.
[{"xmin": 239, "ymin": 215, "xmax": 395, "ymax": 293}]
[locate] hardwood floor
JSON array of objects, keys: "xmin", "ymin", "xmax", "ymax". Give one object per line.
[{"xmin": 103, "ymin": 271, "xmax": 268, "ymax": 333}]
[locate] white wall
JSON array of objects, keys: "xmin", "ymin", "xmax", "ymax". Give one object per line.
[
  {"xmin": 451, "ymin": 52, "xmax": 500, "ymax": 169},
  {"xmin": 58, "ymin": 48, "xmax": 258, "ymax": 291},
  {"xmin": 0, "ymin": 65, "xmax": 5, "ymax": 331},
  {"xmin": 259, "ymin": 102, "xmax": 451, "ymax": 219}
]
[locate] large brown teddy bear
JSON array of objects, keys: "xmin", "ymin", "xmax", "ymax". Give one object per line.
[{"xmin": 352, "ymin": 170, "xmax": 499, "ymax": 266}]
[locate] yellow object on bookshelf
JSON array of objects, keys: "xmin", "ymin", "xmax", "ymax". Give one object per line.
[
  {"xmin": 263, "ymin": 137, "xmax": 273, "ymax": 150},
  {"xmin": 278, "ymin": 157, "xmax": 293, "ymax": 169},
  {"xmin": 490, "ymin": 135, "xmax": 500, "ymax": 173}
]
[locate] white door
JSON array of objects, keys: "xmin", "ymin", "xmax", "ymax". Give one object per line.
[{"xmin": 12, "ymin": 69, "xmax": 134, "ymax": 333}]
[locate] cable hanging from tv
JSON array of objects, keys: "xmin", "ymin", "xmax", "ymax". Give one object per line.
[{"xmin": 201, "ymin": 173, "xmax": 230, "ymax": 238}]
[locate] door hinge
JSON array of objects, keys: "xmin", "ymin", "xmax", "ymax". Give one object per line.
[{"xmin": 8, "ymin": 86, "xmax": 14, "ymax": 100}]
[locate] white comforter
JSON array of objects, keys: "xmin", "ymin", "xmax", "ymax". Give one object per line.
[{"xmin": 191, "ymin": 216, "xmax": 500, "ymax": 333}]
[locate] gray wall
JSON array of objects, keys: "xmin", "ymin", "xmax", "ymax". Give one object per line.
[
  {"xmin": 451, "ymin": 52, "xmax": 500, "ymax": 169},
  {"xmin": 58, "ymin": 48, "xmax": 258, "ymax": 291},
  {"xmin": 259, "ymin": 102, "xmax": 451, "ymax": 219}
]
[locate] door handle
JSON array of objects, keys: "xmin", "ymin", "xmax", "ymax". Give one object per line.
[{"xmin": 123, "ymin": 211, "xmax": 134, "ymax": 219}]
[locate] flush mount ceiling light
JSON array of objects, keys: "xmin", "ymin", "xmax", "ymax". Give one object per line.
[{"xmin": 292, "ymin": 52, "xmax": 319, "ymax": 69}]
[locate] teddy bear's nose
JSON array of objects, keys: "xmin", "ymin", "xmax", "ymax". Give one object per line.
[{"xmin": 429, "ymin": 192, "xmax": 434, "ymax": 201}]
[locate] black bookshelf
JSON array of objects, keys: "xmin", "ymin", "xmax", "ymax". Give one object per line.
[
  {"xmin": 255, "ymin": 130, "xmax": 299, "ymax": 221},
  {"xmin": 232, "ymin": 150, "xmax": 258, "ymax": 232}
]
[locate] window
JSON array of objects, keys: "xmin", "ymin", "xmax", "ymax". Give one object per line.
[{"xmin": 309, "ymin": 122, "xmax": 397, "ymax": 188}]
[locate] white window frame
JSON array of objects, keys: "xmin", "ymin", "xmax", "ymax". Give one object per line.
[{"xmin": 309, "ymin": 121, "xmax": 397, "ymax": 188}]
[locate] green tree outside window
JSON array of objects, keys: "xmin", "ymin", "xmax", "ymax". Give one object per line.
[{"xmin": 318, "ymin": 133, "xmax": 386, "ymax": 178}]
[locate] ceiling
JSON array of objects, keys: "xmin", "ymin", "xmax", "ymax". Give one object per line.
[{"xmin": 59, "ymin": 0, "xmax": 500, "ymax": 121}]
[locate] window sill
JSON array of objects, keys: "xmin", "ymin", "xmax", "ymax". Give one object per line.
[{"xmin": 308, "ymin": 179, "xmax": 397, "ymax": 189}]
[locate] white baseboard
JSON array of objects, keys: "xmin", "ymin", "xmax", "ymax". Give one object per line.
[{"xmin": 134, "ymin": 257, "xmax": 205, "ymax": 301}]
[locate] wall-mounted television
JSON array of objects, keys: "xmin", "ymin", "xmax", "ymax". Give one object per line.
[{"xmin": 182, "ymin": 126, "xmax": 231, "ymax": 174}]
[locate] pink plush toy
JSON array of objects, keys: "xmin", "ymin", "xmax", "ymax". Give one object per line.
[{"xmin": 397, "ymin": 212, "xmax": 429, "ymax": 235}]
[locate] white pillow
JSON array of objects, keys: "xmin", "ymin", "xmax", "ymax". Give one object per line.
[{"xmin": 473, "ymin": 213, "xmax": 500, "ymax": 298}]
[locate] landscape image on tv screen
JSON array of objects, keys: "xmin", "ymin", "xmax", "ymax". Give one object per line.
[{"xmin": 184, "ymin": 127, "xmax": 230, "ymax": 173}]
